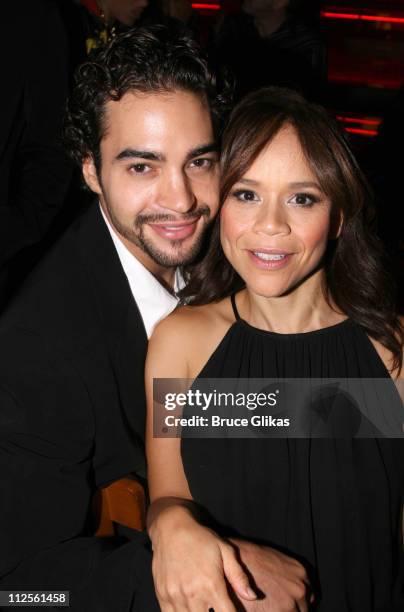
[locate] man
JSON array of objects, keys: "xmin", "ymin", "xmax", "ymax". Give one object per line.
[{"xmin": 0, "ymin": 25, "xmax": 229, "ymax": 611}]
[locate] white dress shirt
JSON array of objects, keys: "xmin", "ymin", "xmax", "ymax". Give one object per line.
[{"xmin": 100, "ymin": 205, "xmax": 185, "ymax": 338}]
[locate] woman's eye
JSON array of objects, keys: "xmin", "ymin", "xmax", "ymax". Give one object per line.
[
  {"xmin": 232, "ymin": 189, "xmax": 259, "ymax": 203},
  {"xmin": 129, "ymin": 163, "xmax": 151, "ymax": 174},
  {"xmin": 288, "ymin": 193, "xmax": 319, "ymax": 207}
]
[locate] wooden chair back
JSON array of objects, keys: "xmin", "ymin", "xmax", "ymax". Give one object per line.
[{"xmin": 94, "ymin": 475, "xmax": 146, "ymax": 536}]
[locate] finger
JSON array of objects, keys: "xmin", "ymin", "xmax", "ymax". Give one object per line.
[
  {"xmin": 220, "ymin": 543, "xmax": 257, "ymax": 602},
  {"xmin": 177, "ymin": 603, "xmax": 193, "ymax": 612},
  {"xmin": 157, "ymin": 587, "xmax": 188, "ymax": 612},
  {"xmin": 158, "ymin": 601, "xmax": 175, "ymax": 612},
  {"xmin": 211, "ymin": 589, "xmax": 238, "ymax": 612},
  {"xmin": 296, "ymin": 598, "xmax": 308, "ymax": 612},
  {"xmin": 168, "ymin": 597, "xmax": 192, "ymax": 612}
]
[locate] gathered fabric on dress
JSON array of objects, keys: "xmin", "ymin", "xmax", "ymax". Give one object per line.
[{"xmin": 181, "ymin": 295, "xmax": 404, "ymax": 611}]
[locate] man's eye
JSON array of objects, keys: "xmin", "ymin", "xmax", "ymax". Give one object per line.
[
  {"xmin": 190, "ymin": 158, "xmax": 214, "ymax": 169},
  {"xmin": 232, "ymin": 189, "xmax": 259, "ymax": 202},
  {"xmin": 129, "ymin": 163, "xmax": 150, "ymax": 174},
  {"xmin": 288, "ymin": 193, "xmax": 319, "ymax": 207}
]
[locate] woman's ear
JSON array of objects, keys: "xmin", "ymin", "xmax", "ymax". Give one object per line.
[
  {"xmin": 329, "ymin": 207, "xmax": 344, "ymax": 240},
  {"xmin": 82, "ymin": 156, "xmax": 102, "ymax": 195}
]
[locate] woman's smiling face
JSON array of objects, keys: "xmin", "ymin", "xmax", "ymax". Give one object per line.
[{"xmin": 220, "ymin": 123, "xmax": 339, "ymax": 298}]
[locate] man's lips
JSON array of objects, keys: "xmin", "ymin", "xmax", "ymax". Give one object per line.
[{"xmin": 148, "ymin": 219, "xmax": 200, "ymax": 241}]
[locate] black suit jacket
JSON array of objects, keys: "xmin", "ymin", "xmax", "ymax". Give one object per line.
[{"xmin": 0, "ymin": 203, "xmax": 159, "ymax": 611}]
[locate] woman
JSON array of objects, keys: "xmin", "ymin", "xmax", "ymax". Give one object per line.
[{"xmin": 145, "ymin": 87, "xmax": 404, "ymax": 611}]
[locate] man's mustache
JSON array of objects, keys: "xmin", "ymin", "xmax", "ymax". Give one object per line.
[{"xmin": 135, "ymin": 205, "xmax": 211, "ymax": 227}]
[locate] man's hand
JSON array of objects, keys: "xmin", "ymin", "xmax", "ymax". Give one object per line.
[{"xmin": 229, "ymin": 538, "xmax": 314, "ymax": 612}]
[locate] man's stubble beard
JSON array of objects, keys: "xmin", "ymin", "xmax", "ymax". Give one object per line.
[{"xmin": 105, "ymin": 201, "xmax": 213, "ymax": 268}]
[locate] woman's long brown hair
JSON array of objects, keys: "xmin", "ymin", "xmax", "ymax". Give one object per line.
[{"xmin": 180, "ymin": 87, "xmax": 403, "ymax": 374}]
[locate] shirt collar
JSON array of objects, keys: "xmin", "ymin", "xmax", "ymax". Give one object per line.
[{"xmin": 99, "ymin": 204, "xmax": 184, "ymax": 338}]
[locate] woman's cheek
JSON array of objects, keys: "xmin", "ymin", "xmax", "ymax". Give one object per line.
[
  {"xmin": 295, "ymin": 211, "xmax": 331, "ymax": 251},
  {"xmin": 220, "ymin": 204, "xmax": 251, "ymax": 242},
  {"xmin": 220, "ymin": 207, "xmax": 241, "ymax": 265}
]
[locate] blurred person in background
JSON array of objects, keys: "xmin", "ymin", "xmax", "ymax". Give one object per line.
[
  {"xmin": 144, "ymin": 0, "xmax": 211, "ymax": 46},
  {"xmin": 214, "ymin": 0, "xmax": 326, "ymax": 101},
  {"xmin": 58, "ymin": 0, "xmax": 150, "ymax": 67},
  {"xmin": 0, "ymin": 0, "xmax": 73, "ymax": 310},
  {"xmin": 364, "ymin": 86, "xmax": 404, "ymax": 311},
  {"xmin": 80, "ymin": 0, "xmax": 150, "ymax": 54}
]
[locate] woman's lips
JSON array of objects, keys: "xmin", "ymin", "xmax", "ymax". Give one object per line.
[
  {"xmin": 247, "ymin": 250, "xmax": 293, "ymax": 270},
  {"xmin": 148, "ymin": 219, "xmax": 199, "ymax": 241}
]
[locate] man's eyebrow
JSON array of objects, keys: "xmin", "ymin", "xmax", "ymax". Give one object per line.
[
  {"xmin": 186, "ymin": 143, "xmax": 218, "ymax": 161},
  {"xmin": 115, "ymin": 149, "xmax": 165, "ymax": 162}
]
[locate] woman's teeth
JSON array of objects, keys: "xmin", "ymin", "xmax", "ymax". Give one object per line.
[{"xmin": 253, "ymin": 252, "xmax": 286, "ymax": 261}]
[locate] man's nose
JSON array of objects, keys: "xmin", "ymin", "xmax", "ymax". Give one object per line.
[
  {"xmin": 158, "ymin": 172, "xmax": 197, "ymax": 215},
  {"xmin": 253, "ymin": 201, "xmax": 291, "ymax": 236}
]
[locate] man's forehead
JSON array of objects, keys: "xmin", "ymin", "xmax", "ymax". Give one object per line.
[
  {"xmin": 101, "ymin": 89, "xmax": 215, "ymax": 154},
  {"xmin": 103, "ymin": 89, "xmax": 211, "ymax": 120}
]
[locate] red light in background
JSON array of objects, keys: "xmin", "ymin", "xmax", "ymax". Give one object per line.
[
  {"xmin": 336, "ymin": 116, "xmax": 381, "ymax": 127},
  {"xmin": 345, "ymin": 127, "xmax": 378, "ymax": 136},
  {"xmin": 192, "ymin": 3, "xmax": 221, "ymax": 9},
  {"xmin": 321, "ymin": 11, "xmax": 404, "ymax": 25},
  {"xmin": 335, "ymin": 114, "xmax": 382, "ymax": 137}
]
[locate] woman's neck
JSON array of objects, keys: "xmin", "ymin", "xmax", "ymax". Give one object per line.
[{"xmin": 240, "ymin": 269, "xmax": 345, "ymax": 334}]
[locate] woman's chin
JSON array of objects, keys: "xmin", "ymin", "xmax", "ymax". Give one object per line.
[{"xmin": 245, "ymin": 281, "xmax": 292, "ymax": 299}]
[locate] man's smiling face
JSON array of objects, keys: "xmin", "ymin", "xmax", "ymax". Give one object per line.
[{"xmin": 83, "ymin": 89, "xmax": 220, "ymax": 274}]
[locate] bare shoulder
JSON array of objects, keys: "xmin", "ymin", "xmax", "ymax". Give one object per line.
[
  {"xmin": 367, "ymin": 315, "xmax": 404, "ymax": 380},
  {"xmin": 149, "ymin": 297, "xmax": 236, "ymax": 378}
]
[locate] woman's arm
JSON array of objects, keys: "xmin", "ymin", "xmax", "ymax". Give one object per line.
[{"xmin": 145, "ymin": 311, "xmax": 257, "ymax": 612}]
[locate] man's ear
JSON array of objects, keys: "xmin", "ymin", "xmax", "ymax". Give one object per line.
[{"xmin": 82, "ymin": 156, "xmax": 102, "ymax": 195}]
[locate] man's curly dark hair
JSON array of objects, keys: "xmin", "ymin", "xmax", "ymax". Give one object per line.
[{"xmin": 64, "ymin": 24, "xmax": 232, "ymax": 174}]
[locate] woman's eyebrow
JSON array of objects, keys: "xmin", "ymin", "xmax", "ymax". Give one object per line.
[
  {"xmin": 239, "ymin": 178, "xmax": 260, "ymax": 186},
  {"xmin": 288, "ymin": 181, "xmax": 321, "ymax": 189},
  {"xmin": 236, "ymin": 179, "xmax": 322, "ymax": 189}
]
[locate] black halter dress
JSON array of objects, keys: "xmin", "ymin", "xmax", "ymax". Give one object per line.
[{"xmin": 181, "ymin": 294, "xmax": 404, "ymax": 611}]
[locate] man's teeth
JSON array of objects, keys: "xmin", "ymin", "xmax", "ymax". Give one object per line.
[{"xmin": 253, "ymin": 252, "xmax": 287, "ymax": 261}]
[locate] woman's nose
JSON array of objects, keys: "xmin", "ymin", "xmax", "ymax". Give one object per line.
[{"xmin": 253, "ymin": 201, "xmax": 291, "ymax": 236}]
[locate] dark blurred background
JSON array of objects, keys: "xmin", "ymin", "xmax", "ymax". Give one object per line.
[{"xmin": 1, "ymin": 0, "xmax": 403, "ymax": 309}]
